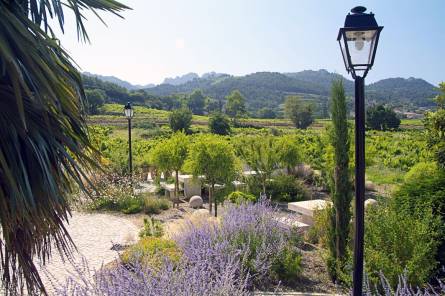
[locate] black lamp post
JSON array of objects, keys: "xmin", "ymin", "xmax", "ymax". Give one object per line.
[
  {"xmin": 124, "ymin": 102, "xmax": 134, "ymax": 178},
  {"xmin": 337, "ymin": 6, "xmax": 382, "ymax": 295}
]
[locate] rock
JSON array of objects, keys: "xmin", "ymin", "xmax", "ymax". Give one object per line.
[
  {"xmin": 365, "ymin": 180, "xmax": 377, "ymax": 192},
  {"xmin": 365, "ymin": 198, "xmax": 378, "ymax": 208},
  {"xmin": 193, "ymin": 209, "xmax": 209, "ymax": 216},
  {"xmin": 295, "ymin": 164, "xmax": 314, "ymax": 178},
  {"xmin": 189, "ymin": 195, "xmax": 203, "ymax": 208}
]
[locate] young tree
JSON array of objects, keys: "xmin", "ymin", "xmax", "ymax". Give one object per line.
[
  {"xmin": 328, "ymin": 80, "xmax": 352, "ymax": 280},
  {"xmin": 225, "ymin": 90, "xmax": 246, "ymax": 124},
  {"xmin": 169, "ymin": 107, "xmax": 192, "ymax": 133},
  {"xmin": 276, "ymin": 135, "xmax": 302, "ymax": 175},
  {"xmin": 208, "ymin": 112, "xmax": 231, "ymax": 135},
  {"xmin": 366, "ymin": 105, "xmax": 401, "ymax": 130},
  {"xmin": 257, "ymin": 107, "xmax": 277, "ymax": 119},
  {"xmin": 151, "ymin": 133, "xmax": 189, "ymax": 206},
  {"xmin": 187, "ymin": 89, "xmax": 206, "ymax": 115},
  {"xmin": 284, "ymin": 96, "xmax": 314, "ymax": 129},
  {"xmin": 0, "ymin": 0, "xmax": 129, "ymax": 293},
  {"xmin": 85, "ymin": 89, "xmax": 106, "ymax": 114},
  {"xmin": 187, "ymin": 135, "xmax": 237, "ymax": 217},
  {"xmin": 236, "ymin": 136, "xmax": 280, "ymax": 194},
  {"xmin": 434, "ymin": 82, "xmax": 445, "ymax": 109}
]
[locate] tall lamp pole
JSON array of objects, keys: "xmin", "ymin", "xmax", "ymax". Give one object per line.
[
  {"xmin": 124, "ymin": 102, "xmax": 134, "ymax": 179},
  {"xmin": 337, "ymin": 6, "xmax": 383, "ymax": 295}
]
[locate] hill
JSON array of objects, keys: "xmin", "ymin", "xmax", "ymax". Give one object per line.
[
  {"xmin": 83, "ymin": 70, "xmax": 439, "ymax": 116},
  {"xmin": 83, "ymin": 72, "xmax": 155, "ymax": 90}
]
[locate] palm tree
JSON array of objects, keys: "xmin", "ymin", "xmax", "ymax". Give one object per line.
[{"xmin": 0, "ymin": 1, "xmax": 129, "ymax": 294}]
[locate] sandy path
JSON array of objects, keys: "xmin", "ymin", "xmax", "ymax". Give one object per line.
[{"xmin": 37, "ymin": 212, "xmax": 140, "ymax": 295}]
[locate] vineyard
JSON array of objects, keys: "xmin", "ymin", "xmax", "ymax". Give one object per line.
[{"xmin": 89, "ymin": 104, "xmax": 429, "ymax": 187}]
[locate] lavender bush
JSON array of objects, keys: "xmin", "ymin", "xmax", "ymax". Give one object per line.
[{"xmin": 55, "ymin": 199, "xmax": 298, "ymax": 295}]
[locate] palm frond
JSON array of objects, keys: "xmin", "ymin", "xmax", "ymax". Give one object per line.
[{"xmin": 0, "ymin": 0, "xmax": 129, "ymax": 294}]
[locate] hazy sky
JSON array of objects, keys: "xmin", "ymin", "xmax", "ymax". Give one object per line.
[{"xmin": 56, "ymin": 0, "xmax": 445, "ymax": 85}]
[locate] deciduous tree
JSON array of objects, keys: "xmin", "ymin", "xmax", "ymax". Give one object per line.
[
  {"xmin": 187, "ymin": 135, "xmax": 237, "ymax": 216},
  {"xmin": 225, "ymin": 90, "xmax": 246, "ymax": 124},
  {"xmin": 284, "ymin": 96, "xmax": 314, "ymax": 129},
  {"xmin": 169, "ymin": 108, "xmax": 192, "ymax": 133},
  {"xmin": 151, "ymin": 133, "xmax": 189, "ymax": 205}
]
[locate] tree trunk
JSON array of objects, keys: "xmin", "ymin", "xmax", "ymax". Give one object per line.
[
  {"xmin": 209, "ymin": 184, "xmax": 213, "ymax": 214},
  {"xmin": 213, "ymin": 184, "xmax": 217, "ymax": 217}
]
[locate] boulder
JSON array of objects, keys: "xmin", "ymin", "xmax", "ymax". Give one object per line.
[
  {"xmin": 189, "ymin": 195, "xmax": 203, "ymax": 209},
  {"xmin": 365, "ymin": 198, "xmax": 378, "ymax": 208},
  {"xmin": 365, "ymin": 180, "xmax": 377, "ymax": 192}
]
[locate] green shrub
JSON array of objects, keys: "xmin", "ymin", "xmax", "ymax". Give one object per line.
[
  {"xmin": 121, "ymin": 237, "xmax": 181, "ymax": 268},
  {"xmin": 120, "ymin": 196, "xmax": 144, "ymax": 214},
  {"xmin": 139, "ymin": 217, "xmax": 164, "ymax": 238},
  {"xmin": 144, "ymin": 196, "xmax": 171, "ymax": 215},
  {"xmin": 305, "ymin": 205, "xmax": 333, "ymax": 248},
  {"xmin": 208, "ymin": 112, "xmax": 231, "ymax": 135},
  {"xmin": 393, "ymin": 162, "xmax": 445, "ymax": 266},
  {"xmin": 226, "ymin": 191, "xmax": 257, "ymax": 204},
  {"xmin": 267, "ymin": 174, "xmax": 310, "ymax": 202},
  {"xmin": 271, "ymin": 246, "xmax": 302, "ymax": 282},
  {"xmin": 364, "ymin": 199, "xmax": 442, "ymax": 287}
]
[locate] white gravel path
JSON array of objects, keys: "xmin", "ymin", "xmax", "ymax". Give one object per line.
[{"xmin": 38, "ymin": 212, "xmax": 139, "ymax": 295}]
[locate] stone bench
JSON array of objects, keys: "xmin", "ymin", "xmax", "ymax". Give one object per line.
[{"xmin": 288, "ymin": 199, "xmax": 332, "ymax": 226}]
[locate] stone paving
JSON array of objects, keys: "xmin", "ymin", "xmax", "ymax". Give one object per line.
[{"xmin": 38, "ymin": 212, "xmax": 139, "ymax": 294}]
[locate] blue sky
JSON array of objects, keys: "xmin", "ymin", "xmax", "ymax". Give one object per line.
[{"xmin": 57, "ymin": 0, "xmax": 445, "ymax": 85}]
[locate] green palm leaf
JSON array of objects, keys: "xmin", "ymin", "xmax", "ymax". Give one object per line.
[{"xmin": 0, "ymin": 0, "xmax": 129, "ymax": 294}]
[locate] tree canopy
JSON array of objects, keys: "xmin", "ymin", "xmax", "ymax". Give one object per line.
[
  {"xmin": 366, "ymin": 105, "xmax": 401, "ymax": 131},
  {"xmin": 225, "ymin": 90, "xmax": 247, "ymax": 122},
  {"xmin": 169, "ymin": 108, "xmax": 192, "ymax": 133},
  {"xmin": 186, "ymin": 135, "xmax": 238, "ymax": 216},
  {"xmin": 284, "ymin": 95, "xmax": 314, "ymax": 129}
]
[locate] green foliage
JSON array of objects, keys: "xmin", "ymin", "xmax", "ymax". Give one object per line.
[
  {"xmin": 151, "ymin": 132, "xmax": 189, "ymax": 199},
  {"xmin": 366, "ymin": 105, "xmax": 401, "ymax": 131},
  {"xmin": 305, "ymin": 206, "xmax": 333, "ymax": 248},
  {"xmin": 266, "ymin": 175, "xmax": 309, "ymax": 202},
  {"xmin": 187, "ymin": 89, "xmax": 206, "ymax": 115},
  {"xmin": 85, "ymin": 88, "xmax": 106, "ymax": 114},
  {"xmin": 235, "ymin": 136, "xmax": 281, "ymax": 194},
  {"xmin": 226, "ymin": 191, "xmax": 257, "ymax": 204},
  {"xmin": 169, "ymin": 108, "xmax": 192, "ymax": 133},
  {"xmin": 275, "ymin": 135, "xmax": 302, "ymax": 173},
  {"xmin": 284, "ymin": 95, "xmax": 314, "ymax": 129},
  {"xmin": 365, "ymin": 199, "xmax": 442, "ymax": 287},
  {"xmin": 208, "ymin": 112, "xmax": 231, "ymax": 135},
  {"xmin": 186, "ymin": 135, "xmax": 238, "ymax": 216},
  {"xmin": 271, "ymin": 246, "xmax": 303, "ymax": 282},
  {"xmin": 225, "ymin": 90, "xmax": 247, "ymax": 122},
  {"xmin": 328, "ymin": 80, "xmax": 352, "ymax": 281},
  {"xmin": 139, "ymin": 217, "xmax": 164, "ymax": 238},
  {"xmin": 257, "ymin": 107, "xmax": 277, "ymax": 119},
  {"xmin": 433, "ymin": 81, "xmax": 445, "ymax": 109},
  {"xmin": 121, "ymin": 237, "xmax": 181, "ymax": 268},
  {"xmin": 0, "ymin": 1, "xmax": 129, "ymax": 292},
  {"xmin": 424, "ymin": 109, "xmax": 445, "ymax": 169},
  {"xmin": 144, "ymin": 196, "xmax": 171, "ymax": 215}
]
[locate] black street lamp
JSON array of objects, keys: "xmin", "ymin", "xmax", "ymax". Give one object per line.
[
  {"xmin": 124, "ymin": 102, "xmax": 134, "ymax": 178},
  {"xmin": 337, "ymin": 6, "xmax": 382, "ymax": 295}
]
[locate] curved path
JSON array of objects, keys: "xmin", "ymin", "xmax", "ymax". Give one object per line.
[{"xmin": 39, "ymin": 212, "xmax": 139, "ymax": 294}]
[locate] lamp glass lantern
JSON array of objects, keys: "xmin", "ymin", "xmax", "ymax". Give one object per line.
[
  {"xmin": 124, "ymin": 102, "xmax": 134, "ymax": 118},
  {"xmin": 337, "ymin": 6, "xmax": 383, "ymax": 78}
]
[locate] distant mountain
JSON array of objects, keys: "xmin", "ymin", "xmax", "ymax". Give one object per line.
[
  {"xmin": 162, "ymin": 72, "xmax": 199, "ymax": 85},
  {"xmin": 83, "ymin": 72, "xmax": 155, "ymax": 90},
  {"xmin": 84, "ymin": 69, "xmax": 439, "ymax": 115},
  {"xmin": 366, "ymin": 77, "xmax": 438, "ymax": 107}
]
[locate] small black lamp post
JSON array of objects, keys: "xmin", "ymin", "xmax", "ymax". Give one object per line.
[
  {"xmin": 337, "ymin": 6, "xmax": 383, "ymax": 295},
  {"xmin": 124, "ymin": 102, "xmax": 134, "ymax": 178}
]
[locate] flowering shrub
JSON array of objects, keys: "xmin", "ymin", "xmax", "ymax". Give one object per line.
[{"xmin": 56, "ymin": 199, "xmax": 301, "ymax": 295}]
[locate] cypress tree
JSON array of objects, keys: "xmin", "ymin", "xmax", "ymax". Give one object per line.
[{"xmin": 329, "ymin": 80, "xmax": 352, "ymax": 280}]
